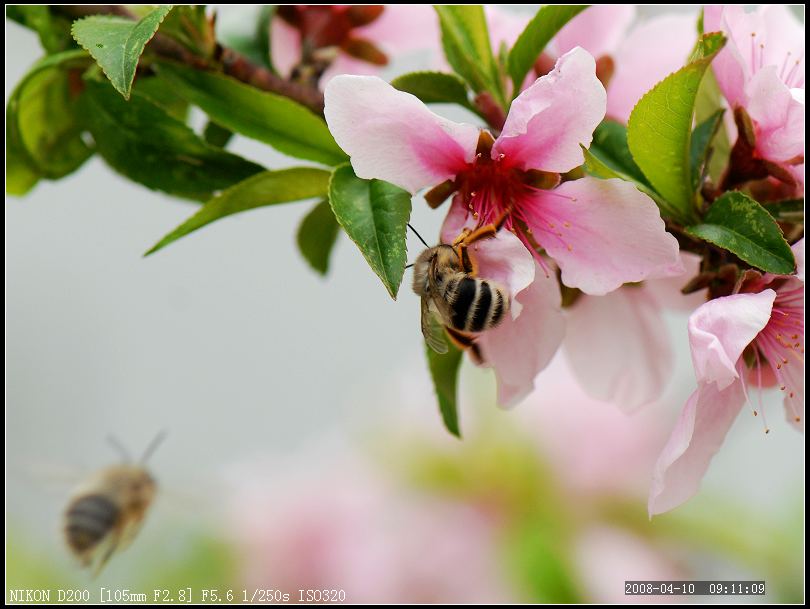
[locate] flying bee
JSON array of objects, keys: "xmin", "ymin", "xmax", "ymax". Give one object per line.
[
  {"xmin": 411, "ymin": 211, "xmax": 511, "ymax": 361},
  {"xmin": 63, "ymin": 432, "xmax": 165, "ymax": 575}
]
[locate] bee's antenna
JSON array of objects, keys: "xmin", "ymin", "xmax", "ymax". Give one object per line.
[
  {"xmin": 140, "ymin": 430, "xmax": 168, "ymax": 464},
  {"xmin": 404, "ymin": 263, "xmax": 415, "ymax": 269},
  {"xmin": 407, "ymin": 223, "xmax": 430, "ymax": 248},
  {"xmin": 107, "ymin": 435, "xmax": 132, "ymax": 463}
]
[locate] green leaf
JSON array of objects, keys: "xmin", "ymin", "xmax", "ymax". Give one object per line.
[
  {"xmin": 6, "ymin": 50, "xmax": 94, "ymax": 195},
  {"xmin": 686, "ymin": 191, "xmax": 796, "ymax": 274},
  {"xmin": 506, "ymin": 5, "xmax": 587, "ymax": 94},
  {"xmin": 391, "ymin": 71, "xmax": 474, "ymax": 111},
  {"xmin": 156, "ymin": 5, "xmax": 215, "ymax": 57},
  {"xmin": 582, "ymin": 125, "xmax": 676, "ymax": 218},
  {"xmin": 80, "ymin": 79, "xmax": 262, "ymax": 201},
  {"xmin": 690, "ymin": 108, "xmax": 724, "ymax": 191},
  {"xmin": 434, "ymin": 5, "xmax": 501, "ymax": 103},
  {"xmin": 7, "ymin": 5, "xmax": 76, "ymax": 54},
  {"xmin": 328, "ymin": 164, "xmax": 411, "ymax": 299},
  {"xmin": 155, "ymin": 61, "xmax": 347, "ymax": 166},
  {"xmin": 694, "ymin": 68, "xmax": 731, "ymax": 183},
  {"xmin": 202, "ymin": 121, "xmax": 234, "ymax": 148},
  {"xmin": 627, "ymin": 32, "xmax": 726, "ymax": 223},
  {"xmin": 582, "ymin": 148, "xmax": 680, "ymax": 220},
  {"xmin": 132, "ymin": 75, "xmax": 189, "ymax": 121},
  {"xmin": 71, "ymin": 6, "xmax": 173, "ymax": 99},
  {"xmin": 6, "ymin": 143, "xmax": 39, "ymax": 196},
  {"xmin": 296, "ymin": 200, "xmax": 341, "ymax": 275},
  {"xmin": 146, "ymin": 168, "xmax": 331, "ymax": 255},
  {"xmin": 426, "ymin": 343, "xmax": 463, "ymax": 438},
  {"xmin": 589, "ymin": 121, "xmax": 651, "ymax": 187}
]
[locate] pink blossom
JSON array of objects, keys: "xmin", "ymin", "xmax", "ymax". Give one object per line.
[
  {"xmin": 271, "ymin": 5, "xmax": 439, "ymax": 86},
  {"xmin": 519, "ymin": 354, "xmax": 673, "ymax": 499},
  {"xmin": 574, "ymin": 527, "xmax": 684, "ymax": 603},
  {"xmin": 649, "ymin": 240, "xmax": 804, "ymax": 515},
  {"xmin": 564, "ymin": 253, "xmax": 706, "ymax": 413},
  {"xmin": 488, "ymin": 6, "xmax": 697, "ymax": 123},
  {"xmin": 704, "ymin": 5, "xmax": 805, "ymax": 185},
  {"xmin": 325, "ymin": 48, "xmax": 680, "ymax": 406},
  {"xmin": 439, "ymin": 198, "xmax": 564, "ymax": 407},
  {"xmin": 603, "ymin": 13, "xmax": 698, "ymax": 124},
  {"xmin": 227, "ymin": 461, "xmax": 514, "ymax": 603}
]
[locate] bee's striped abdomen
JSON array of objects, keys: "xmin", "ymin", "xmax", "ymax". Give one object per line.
[
  {"xmin": 65, "ymin": 494, "xmax": 119, "ymax": 555},
  {"xmin": 448, "ymin": 278, "xmax": 508, "ymax": 333},
  {"xmin": 490, "ymin": 289, "xmax": 505, "ymax": 326},
  {"xmin": 470, "ymin": 281, "xmax": 492, "ymax": 332},
  {"xmin": 448, "ymin": 277, "xmax": 478, "ymax": 330}
]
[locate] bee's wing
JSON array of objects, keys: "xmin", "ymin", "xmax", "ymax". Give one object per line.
[{"xmin": 421, "ymin": 297, "xmax": 448, "ymax": 354}]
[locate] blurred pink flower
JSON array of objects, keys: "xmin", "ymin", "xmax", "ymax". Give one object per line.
[
  {"xmin": 649, "ymin": 240, "xmax": 805, "ymax": 515},
  {"xmin": 325, "ymin": 48, "xmax": 681, "ymax": 407},
  {"xmin": 487, "ymin": 6, "xmax": 697, "ymax": 122},
  {"xmin": 227, "ymin": 461, "xmax": 514, "ymax": 603},
  {"xmin": 602, "ymin": 12, "xmax": 697, "ymax": 123},
  {"xmin": 704, "ymin": 5, "xmax": 805, "ymax": 186},
  {"xmin": 574, "ymin": 527, "xmax": 684, "ymax": 603},
  {"xmin": 564, "ymin": 253, "xmax": 706, "ymax": 412},
  {"xmin": 520, "ymin": 354, "xmax": 672, "ymax": 499},
  {"xmin": 271, "ymin": 5, "xmax": 438, "ymax": 86}
]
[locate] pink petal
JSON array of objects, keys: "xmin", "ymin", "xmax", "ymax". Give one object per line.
[
  {"xmin": 356, "ymin": 4, "xmax": 440, "ymax": 55},
  {"xmin": 270, "ymin": 17, "xmax": 302, "ymax": 79},
  {"xmin": 440, "ymin": 201, "xmax": 536, "ymax": 318},
  {"xmin": 439, "ymin": 193, "xmax": 472, "ymax": 243},
  {"xmin": 320, "ymin": 54, "xmax": 380, "ymax": 87},
  {"xmin": 688, "ymin": 290, "xmax": 775, "ymax": 389},
  {"xmin": 324, "ymin": 76, "xmax": 480, "ymax": 193},
  {"xmin": 606, "ymin": 13, "xmax": 698, "ymax": 124},
  {"xmin": 758, "ymin": 5, "xmax": 805, "ymax": 87},
  {"xmin": 574, "ymin": 527, "xmax": 683, "ymax": 602},
  {"xmin": 746, "ymin": 68, "xmax": 805, "ymax": 163},
  {"xmin": 645, "ymin": 252, "xmax": 708, "ymax": 312},
  {"xmin": 706, "ymin": 5, "xmax": 805, "ymax": 109},
  {"xmin": 527, "ymin": 178, "xmax": 681, "ymax": 295},
  {"xmin": 485, "ymin": 6, "xmax": 529, "ymax": 53},
  {"xmin": 551, "ymin": 5, "xmax": 635, "ymax": 59},
  {"xmin": 519, "ymin": 354, "xmax": 673, "ymax": 498},
  {"xmin": 785, "ymin": 162, "xmax": 805, "ymax": 192},
  {"xmin": 478, "ymin": 265, "xmax": 564, "ymax": 408},
  {"xmin": 704, "ymin": 5, "xmax": 749, "ymax": 109},
  {"xmin": 792, "ymin": 238, "xmax": 804, "ymax": 282},
  {"xmin": 564, "ymin": 285, "xmax": 672, "ymax": 412},
  {"xmin": 495, "ymin": 47, "xmax": 606, "ymax": 173},
  {"xmin": 648, "ymin": 379, "xmax": 747, "ymax": 515}
]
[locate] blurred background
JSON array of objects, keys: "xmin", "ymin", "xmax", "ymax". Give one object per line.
[{"xmin": 5, "ymin": 5, "xmax": 804, "ymax": 603}]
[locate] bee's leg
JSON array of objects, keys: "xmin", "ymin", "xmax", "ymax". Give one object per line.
[
  {"xmin": 451, "ymin": 228, "xmax": 472, "ymax": 247},
  {"xmin": 461, "ymin": 208, "xmax": 512, "ymax": 246},
  {"xmin": 444, "ymin": 326, "xmax": 484, "ymax": 365},
  {"xmin": 91, "ymin": 537, "xmax": 119, "ymax": 578},
  {"xmin": 453, "ymin": 208, "xmax": 512, "ymax": 274}
]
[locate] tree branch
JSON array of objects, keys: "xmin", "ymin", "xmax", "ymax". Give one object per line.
[{"xmin": 55, "ymin": 5, "xmax": 326, "ymax": 116}]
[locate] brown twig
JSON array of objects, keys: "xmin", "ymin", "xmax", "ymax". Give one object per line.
[{"xmin": 55, "ymin": 5, "xmax": 326, "ymax": 116}]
